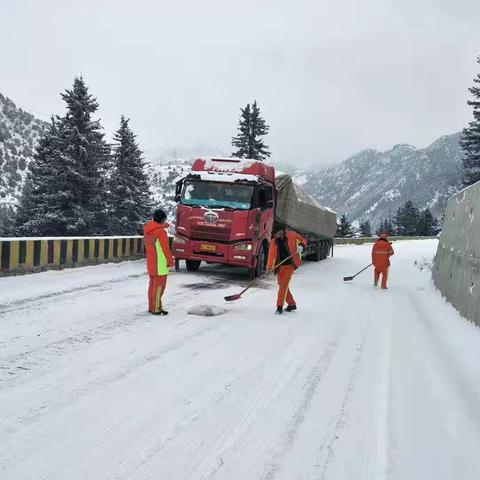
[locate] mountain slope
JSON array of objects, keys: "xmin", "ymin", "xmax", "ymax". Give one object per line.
[
  {"xmin": 0, "ymin": 94, "xmax": 47, "ymax": 208},
  {"xmin": 148, "ymin": 158, "xmax": 193, "ymax": 220},
  {"xmin": 302, "ymin": 133, "xmax": 464, "ymax": 226}
]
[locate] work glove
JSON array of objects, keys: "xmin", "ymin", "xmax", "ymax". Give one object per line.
[{"xmin": 297, "ymin": 245, "xmax": 304, "ymax": 257}]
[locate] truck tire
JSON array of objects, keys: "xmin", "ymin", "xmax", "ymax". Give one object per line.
[
  {"xmin": 186, "ymin": 260, "xmax": 201, "ymax": 272},
  {"xmin": 175, "ymin": 258, "xmax": 180, "ymax": 271},
  {"xmin": 313, "ymin": 243, "xmax": 322, "ymax": 262},
  {"xmin": 255, "ymin": 245, "xmax": 267, "ymax": 277}
]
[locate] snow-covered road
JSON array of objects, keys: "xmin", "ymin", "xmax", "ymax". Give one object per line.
[{"xmin": 1, "ymin": 240, "xmax": 480, "ymax": 480}]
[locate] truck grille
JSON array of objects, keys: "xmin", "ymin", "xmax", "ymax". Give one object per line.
[{"xmin": 190, "ymin": 225, "xmax": 231, "ymax": 242}]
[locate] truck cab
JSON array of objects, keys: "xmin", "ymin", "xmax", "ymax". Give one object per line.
[{"xmin": 173, "ymin": 157, "xmax": 275, "ymax": 277}]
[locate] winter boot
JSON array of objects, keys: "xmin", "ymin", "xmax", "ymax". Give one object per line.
[
  {"xmin": 152, "ymin": 310, "xmax": 169, "ymax": 315},
  {"xmin": 286, "ymin": 304, "xmax": 297, "ymax": 312},
  {"xmin": 374, "ymin": 281, "xmax": 378, "ymax": 287},
  {"xmin": 275, "ymin": 306, "xmax": 283, "ymax": 315}
]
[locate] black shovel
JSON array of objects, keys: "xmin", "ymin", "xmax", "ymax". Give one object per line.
[{"xmin": 343, "ymin": 263, "xmax": 372, "ymax": 282}]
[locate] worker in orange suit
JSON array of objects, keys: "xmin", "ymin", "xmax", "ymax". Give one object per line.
[
  {"xmin": 371, "ymin": 231, "xmax": 394, "ymax": 289},
  {"xmin": 266, "ymin": 225, "xmax": 307, "ymax": 314},
  {"xmin": 143, "ymin": 209, "xmax": 174, "ymax": 315}
]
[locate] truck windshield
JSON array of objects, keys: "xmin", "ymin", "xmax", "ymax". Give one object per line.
[{"xmin": 181, "ymin": 180, "xmax": 254, "ymax": 210}]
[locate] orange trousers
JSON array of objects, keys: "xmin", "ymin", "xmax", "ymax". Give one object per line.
[
  {"xmin": 148, "ymin": 275, "xmax": 167, "ymax": 313},
  {"xmin": 374, "ymin": 267, "xmax": 389, "ymax": 289},
  {"xmin": 276, "ymin": 265, "xmax": 296, "ymax": 307}
]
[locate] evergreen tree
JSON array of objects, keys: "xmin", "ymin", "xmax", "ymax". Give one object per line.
[
  {"xmin": 417, "ymin": 208, "xmax": 438, "ymax": 236},
  {"xmin": 395, "ymin": 200, "xmax": 420, "ymax": 236},
  {"xmin": 16, "ymin": 78, "xmax": 110, "ymax": 236},
  {"xmin": 359, "ymin": 220, "xmax": 372, "ymax": 237},
  {"xmin": 460, "ymin": 55, "xmax": 480, "ymax": 186},
  {"xmin": 376, "ymin": 218, "xmax": 395, "ymax": 236},
  {"xmin": 231, "ymin": 100, "xmax": 270, "ymax": 161},
  {"xmin": 336, "ymin": 213, "xmax": 355, "ymax": 238},
  {"xmin": 16, "ymin": 119, "xmax": 67, "ymax": 235},
  {"xmin": 108, "ymin": 116, "xmax": 153, "ymax": 235}
]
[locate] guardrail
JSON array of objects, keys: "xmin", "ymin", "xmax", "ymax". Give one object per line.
[
  {"xmin": 334, "ymin": 236, "xmax": 438, "ymax": 245},
  {"xmin": 0, "ymin": 236, "xmax": 145, "ymax": 276}
]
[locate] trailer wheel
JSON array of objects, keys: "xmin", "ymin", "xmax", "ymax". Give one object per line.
[{"xmin": 186, "ymin": 260, "xmax": 201, "ymax": 272}]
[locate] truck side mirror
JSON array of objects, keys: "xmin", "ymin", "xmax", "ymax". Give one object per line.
[{"xmin": 174, "ymin": 179, "xmax": 184, "ymax": 203}]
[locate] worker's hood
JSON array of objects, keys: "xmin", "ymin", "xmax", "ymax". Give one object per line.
[{"xmin": 144, "ymin": 221, "xmax": 170, "ymax": 234}]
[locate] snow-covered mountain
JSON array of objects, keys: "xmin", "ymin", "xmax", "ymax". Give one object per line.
[
  {"xmin": 148, "ymin": 158, "xmax": 193, "ymax": 221},
  {"xmin": 288, "ymin": 133, "xmax": 464, "ymax": 227},
  {"xmin": 0, "ymin": 93, "xmax": 47, "ymax": 208}
]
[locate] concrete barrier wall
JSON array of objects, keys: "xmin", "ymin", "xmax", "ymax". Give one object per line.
[
  {"xmin": 433, "ymin": 182, "xmax": 480, "ymax": 326},
  {"xmin": 0, "ymin": 236, "xmax": 145, "ymax": 276}
]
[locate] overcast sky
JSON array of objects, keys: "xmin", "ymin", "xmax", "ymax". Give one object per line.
[{"xmin": 1, "ymin": 0, "xmax": 479, "ymax": 167}]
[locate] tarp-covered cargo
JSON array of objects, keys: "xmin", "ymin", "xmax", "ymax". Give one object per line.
[{"xmin": 275, "ymin": 174, "xmax": 337, "ymax": 239}]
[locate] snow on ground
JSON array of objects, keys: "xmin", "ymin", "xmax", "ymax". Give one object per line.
[{"xmin": 1, "ymin": 240, "xmax": 480, "ymax": 479}]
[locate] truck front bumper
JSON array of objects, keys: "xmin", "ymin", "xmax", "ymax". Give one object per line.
[{"xmin": 173, "ymin": 239, "xmax": 254, "ymax": 267}]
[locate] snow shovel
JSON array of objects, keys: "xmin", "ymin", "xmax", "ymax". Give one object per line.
[
  {"xmin": 343, "ymin": 263, "xmax": 372, "ymax": 282},
  {"xmin": 224, "ymin": 254, "xmax": 296, "ymax": 302}
]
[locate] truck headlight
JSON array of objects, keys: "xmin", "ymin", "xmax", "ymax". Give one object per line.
[
  {"xmin": 174, "ymin": 235, "xmax": 186, "ymax": 244},
  {"xmin": 234, "ymin": 243, "xmax": 252, "ymax": 251}
]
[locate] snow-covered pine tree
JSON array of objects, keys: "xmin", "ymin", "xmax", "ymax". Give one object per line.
[
  {"xmin": 231, "ymin": 100, "xmax": 271, "ymax": 161},
  {"xmin": 108, "ymin": 116, "xmax": 153, "ymax": 235},
  {"xmin": 395, "ymin": 200, "xmax": 420, "ymax": 236},
  {"xmin": 15, "ymin": 118, "xmax": 68, "ymax": 235},
  {"xmin": 56, "ymin": 77, "xmax": 110, "ymax": 235},
  {"xmin": 461, "ymin": 56, "xmax": 480, "ymax": 186},
  {"xmin": 359, "ymin": 220, "xmax": 372, "ymax": 237},
  {"xmin": 16, "ymin": 79, "xmax": 110, "ymax": 236},
  {"xmin": 336, "ymin": 213, "xmax": 355, "ymax": 238}
]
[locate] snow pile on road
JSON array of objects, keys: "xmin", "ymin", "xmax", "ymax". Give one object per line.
[{"xmin": 187, "ymin": 304, "xmax": 227, "ymax": 316}]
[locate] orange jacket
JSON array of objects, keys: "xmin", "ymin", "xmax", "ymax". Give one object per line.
[
  {"xmin": 144, "ymin": 221, "xmax": 174, "ymax": 276},
  {"xmin": 266, "ymin": 230, "xmax": 307, "ymax": 271},
  {"xmin": 371, "ymin": 238, "xmax": 394, "ymax": 269}
]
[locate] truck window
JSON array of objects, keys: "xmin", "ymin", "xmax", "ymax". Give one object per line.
[{"xmin": 181, "ymin": 180, "xmax": 254, "ymax": 210}]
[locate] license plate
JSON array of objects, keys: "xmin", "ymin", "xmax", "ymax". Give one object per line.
[{"xmin": 200, "ymin": 243, "xmax": 216, "ymax": 252}]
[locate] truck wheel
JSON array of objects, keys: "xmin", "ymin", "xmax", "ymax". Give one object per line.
[
  {"xmin": 314, "ymin": 243, "xmax": 322, "ymax": 262},
  {"xmin": 186, "ymin": 260, "xmax": 201, "ymax": 272},
  {"xmin": 175, "ymin": 258, "xmax": 180, "ymax": 271},
  {"xmin": 255, "ymin": 246, "xmax": 267, "ymax": 277}
]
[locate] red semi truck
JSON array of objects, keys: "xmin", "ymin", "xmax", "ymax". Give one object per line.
[{"xmin": 172, "ymin": 157, "xmax": 337, "ymax": 278}]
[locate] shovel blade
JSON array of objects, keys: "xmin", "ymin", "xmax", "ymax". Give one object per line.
[
  {"xmin": 224, "ymin": 293, "xmax": 242, "ymax": 302},
  {"xmin": 343, "ymin": 276, "xmax": 354, "ymax": 281}
]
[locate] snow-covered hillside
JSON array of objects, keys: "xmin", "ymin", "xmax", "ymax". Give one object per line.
[
  {"xmin": 299, "ymin": 134, "xmax": 464, "ymax": 226},
  {"xmin": 0, "ymin": 93, "xmax": 47, "ymax": 207},
  {"xmin": 148, "ymin": 158, "xmax": 193, "ymax": 219}
]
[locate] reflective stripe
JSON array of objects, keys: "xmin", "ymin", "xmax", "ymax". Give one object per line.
[
  {"xmin": 155, "ymin": 239, "xmax": 169, "ymax": 275},
  {"xmin": 372, "ymin": 250, "xmax": 390, "ymax": 255},
  {"xmin": 155, "ymin": 285, "xmax": 163, "ymax": 311}
]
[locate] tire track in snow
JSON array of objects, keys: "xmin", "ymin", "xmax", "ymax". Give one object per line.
[
  {"xmin": 114, "ymin": 327, "xmax": 302, "ymax": 480},
  {"xmin": 0, "ymin": 275, "xmax": 242, "ymax": 387},
  {"xmin": 0, "ymin": 273, "xmax": 147, "ymax": 315},
  {"xmin": 316, "ymin": 332, "xmax": 366, "ymax": 480},
  {"xmin": 260, "ymin": 339, "xmax": 343, "ymax": 480},
  {"xmin": 2, "ymin": 319, "xmax": 222, "ymax": 432}
]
